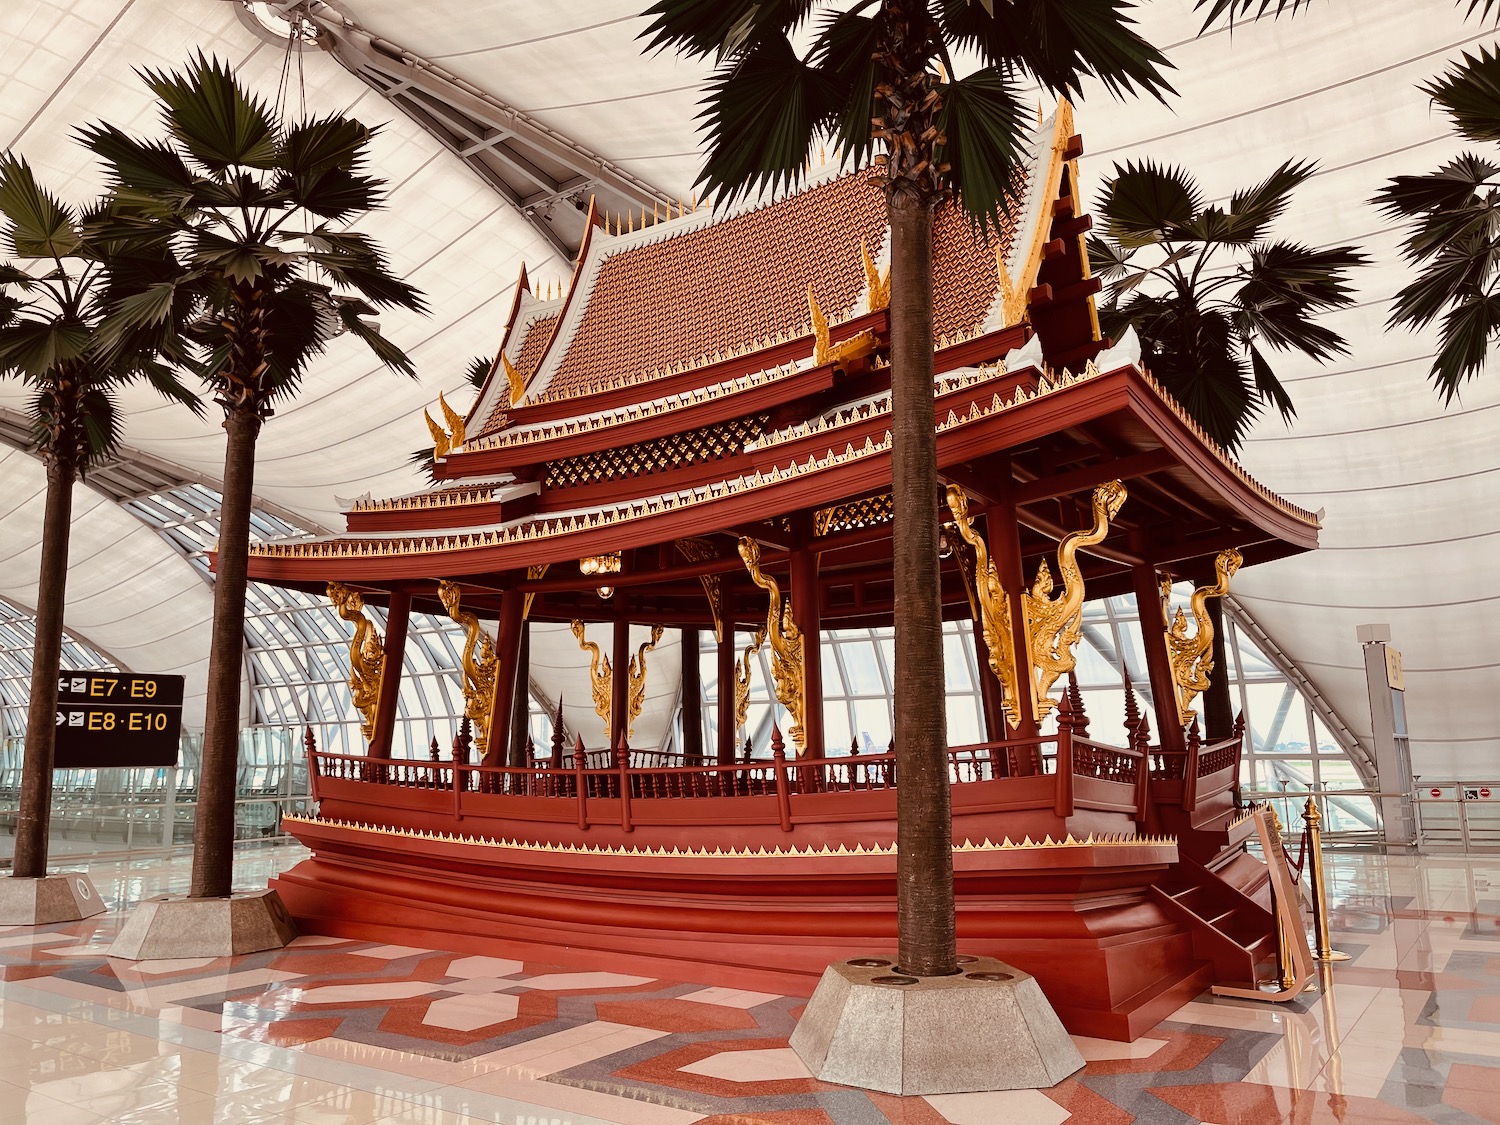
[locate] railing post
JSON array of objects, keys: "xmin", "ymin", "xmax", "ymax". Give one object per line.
[
  {"xmin": 575, "ymin": 733, "xmax": 589, "ymax": 829},
  {"xmin": 305, "ymin": 725, "xmax": 321, "ymax": 802},
  {"xmin": 771, "ymin": 724, "xmax": 792, "ymax": 831},
  {"xmin": 1132, "ymin": 711, "xmax": 1153, "ymax": 825},
  {"xmin": 1182, "ymin": 717, "xmax": 1202, "ymax": 812},
  {"xmin": 1054, "ymin": 692, "xmax": 1076, "ymax": 818},
  {"xmin": 452, "ymin": 750, "xmax": 463, "ymax": 820},
  {"xmin": 616, "ymin": 734, "xmax": 633, "ymax": 833},
  {"xmin": 1303, "ymin": 796, "xmax": 1349, "ymax": 962}
]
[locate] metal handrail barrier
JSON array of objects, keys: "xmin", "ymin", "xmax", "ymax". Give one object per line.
[
  {"xmin": 1239, "ymin": 786, "xmax": 1387, "ymax": 846},
  {"xmin": 1411, "ymin": 780, "xmax": 1500, "ymax": 851}
]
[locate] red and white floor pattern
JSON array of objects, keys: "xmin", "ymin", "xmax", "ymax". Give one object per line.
[{"xmin": 0, "ymin": 843, "xmax": 1498, "ymax": 1124}]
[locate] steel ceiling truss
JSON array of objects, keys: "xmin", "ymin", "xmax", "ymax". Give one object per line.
[{"xmin": 249, "ymin": 1, "xmax": 672, "ymax": 263}]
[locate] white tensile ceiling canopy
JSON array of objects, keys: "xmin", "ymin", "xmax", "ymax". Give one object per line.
[{"xmin": 0, "ymin": 0, "xmax": 1492, "ymax": 777}]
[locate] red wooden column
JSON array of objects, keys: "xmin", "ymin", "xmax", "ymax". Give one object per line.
[
  {"xmin": 790, "ymin": 545, "xmax": 823, "ymax": 757},
  {"xmin": 969, "ymin": 597, "xmax": 1007, "ymax": 743},
  {"xmin": 717, "ymin": 597, "xmax": 737, "ymax": 763},
  {"xmin": 483, "ymin": 587, "xmax": 526, "ymax": 766},
  {"xmin": 681, "ymin": 627, "xmax": 703, "ymax": 763},
  {"xmin": 1130, "ymin": 561, "xmax": 1187, "ymax": 756},
  {"xmin": 610, "ymin": 596, "xmax": 631, "ymax": 750},
  {"xmin": 367, "ymin": 589, "xmax": 410, "ymax": 759}
]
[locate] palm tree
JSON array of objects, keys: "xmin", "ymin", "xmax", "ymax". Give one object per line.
[
  {"xmin": 640, "ymin": 1, "xmax": 1173, "ymax": 978},
  {"xmin": 85, "ymin": 54, "xmax": 425, "ymax": 901},
  {"xmin": 0, "ymin": 154, "xmax": 199, "ymax": 884},
  {"xmin": 1088, "ymin": 159, "xmax": 1364, "ymax": 736},
  {"xmin": 1374, "ymin": 46, "xmax": 1500, "ymax": 401}
]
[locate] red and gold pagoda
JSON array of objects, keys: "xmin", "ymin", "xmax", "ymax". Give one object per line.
[{"xmin": 246, "ymin": 104, "xmax": 1320, "ymax": 1040}]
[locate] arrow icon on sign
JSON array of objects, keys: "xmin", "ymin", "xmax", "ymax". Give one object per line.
[{"xmin": 55, "ymin": 712, "xmax": 65, "ymax": 726}]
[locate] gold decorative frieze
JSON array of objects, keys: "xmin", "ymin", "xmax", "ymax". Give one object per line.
[
  {"xmin": 285, "ymin": 813, "xmax": 1175, "ymax": 858},
  {"xmin": 327, "ymin": 582, "xmax": 385, "ymax": 741},
  {"xmin": 570, "ymin": 620, "xmax": 613, "ymax": 736},
  {"xmin": 945, "ymin": 486, "xmax": 1024, "ymax": 729},
  {"xmin": 348, "ymin": 484, "xmax": 503, "ymax": 514},
  {"xmin": 735, "ymin": 627, "xmax": 768, "ymax": 733},
  {"xmin": 437, "ymin": 579, "xmax": 499, "ymax": 756},
  {"xmin": 1162, "ymin": 547, "xmax": 1243, "ymax": 727},
  {"xmin": 627, "ymin": 624, "xmax": 665, "ymax": 739},
  {"xmin": 738, "ymin": 537, "xmax": 807, "ymax": 755},
  {"xmin": 814, "ymin": 493, "xmax": 894, "ymax": 538},
  {"xmin": 1023, "ymin": 480, "xmax": 1127, "ymax": 722},
  {"xmin": 547, "ymin": 415, "xmax": 768, "ymax": 490}
]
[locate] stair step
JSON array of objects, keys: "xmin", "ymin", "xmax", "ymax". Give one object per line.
[{"xmin": 1207, "ymin": 909, "xmax": 1238, "ymax": 929}]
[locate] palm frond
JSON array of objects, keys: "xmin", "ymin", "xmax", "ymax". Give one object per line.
[
  {"xmin": 1221, "ymin": 158, "xmax": 1317, "ymax": 242},
  {"xmin": 464, "ymin": 355, "xmax": 493, "ymax": 390},
  {"xmin": 810, "ymin": 10, "xmax": 881, "ymax": 168},
  {"xmin": 0, "ymin": 319, "xmax": 90, "ymax": 379},
  {"xmin": 0, "ymin": 155, "xmax": 80, "ymax": 260},
  {"xmin": 638, "ymin": 0, "xmax": 811, "ymax": 59},
  {"xmin": 1246, "ymin": 343, "xmax": 1295, "ymax": 421},
  {"xmin": 1194, "ymin": 0, "xmax": 1320, "ymax": 31},
  {"xmin": 1097, "ymin": 160, "xmax": 1203, "ymax": 247},
  {"xmin": 74, "ymin": 123, "xmax": 202, "ymax": 212},
  {"xmin": 137, "ymin": 52, "xmax": 279, "ymax": 173},
  {"xmin": 693, "ymin": 33, "xmax": 839, "ymax": 204},
  {"xmin": 1423, "ymin": 45, "xmax": 1500, "ymax": 144},
  {"xmin": 937, "ymin": 67, "xmax": 1030, "ymax": 229},
  {"xmin": 335, "ymin": 297, "xmax": 417, "ymax": 378},
  {"xmin": 1429, "ymin": 291, "xmax": 1500, "ymax": 401}
]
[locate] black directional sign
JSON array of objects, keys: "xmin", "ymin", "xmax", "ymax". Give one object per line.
[{"xmin": 53, "ymin": 671, "xmax": 185, "ymax": 768}]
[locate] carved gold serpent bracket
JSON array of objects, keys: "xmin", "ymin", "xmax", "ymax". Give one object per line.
[
  {"xmin": 675, "ymin": 537, "xmax": 724, "ymax": 642},
  {"xmin": 327, "ymin": 582, "xmax": 385, "ymax": 742},
  {"xmin": 1162, "ymin": 547, "xmax": 1243, "ymax": 727},
  {"xmin": 944, "ymin": 485, "xmax": 1024, "ymax": 730},
  {"xmin": 738, "ymin": 537, "xmax": 807, "ymax": 755},
  {"xmin": 808, "ymin": 285, "xmax": 876, "ymax": 369},
  {"xmin": 1023, "ymin": 480, "xmax": 1127, "ymax": 722},
  {"xmin": 735, "ymin": 626, "xmax": 768, "ymax": 734},
  {"xmin": 570, "ymin": 619, "xmax": 612, "ymax": 738},
  {"xmin": 627, "ymin": 624, "xmax": 665, "ymax": 739},
  {"xmin": 437, "ymin": 579, "xmax": 499, "ymax": 756}
]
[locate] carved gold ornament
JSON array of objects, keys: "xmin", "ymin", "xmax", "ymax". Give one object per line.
[
  {"xmin": 502, "ymin": 352, "xmax": 526, "ymax": 406},
  {"xmin": 807, "ymin": 285, "xmax": 876, "ymax": 369},
  {"xmin": 626, "ymin": 624, "xmax": 665, "ymax": 739},
  {"xmin": 571, "ymin": 619, "xmax": 612, "ymax": 736},
  {"xmin": 327, "ymin": 582, "xmax": 385, "ymax": 741},
  {"xmin": 423, "ymin": 390, "xmax": 467, "ymax": 460},
  {"xmin": 437, "ymin": 579, "xmax": 499, "ymax": 756},
  {"xmin": 738, "ymin": 537, "xmax": 807, "ymax": 754},
  {"xmin": 945, "ymin": 486, "xmax": 1024, "ymax": 729},
  {"xmin": 861, "ymin": 238, "xmax": 890, "ymax": 312},
  {"xmin": 1162, "ymin": 547, "xmax": 1243, "ymax": 727},
  {"xmin": 674, "ymin": 537, "xmax": 724, "ymax": 641},
  {"xmin": 1023, "ymin": 480, "xmax": 1127, "ymax": 722},
  {"xmin": 735, "ymin": 627, "xmax": 769, "ymax": 733},
  {"xmin": 522, "ymin": 562, "xmax": 548, "ymax": 619}
]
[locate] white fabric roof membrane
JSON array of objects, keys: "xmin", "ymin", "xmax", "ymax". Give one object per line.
[{"xmin": 0, "ymin": 0, "xmax": 1492, "ymax": 780}]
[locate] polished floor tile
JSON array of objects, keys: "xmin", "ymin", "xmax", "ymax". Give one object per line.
[{"xmin": 0, "ymin": 846, "xmax": 1498, "ymax": 1123}]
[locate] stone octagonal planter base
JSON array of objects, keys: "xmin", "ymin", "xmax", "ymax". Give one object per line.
[
  {"xmin": 107, "ymin": 888, "xmax": 297, "ymax": 960},
  {"xmin": 790, "ymin": 954, "xmax": 1086, "ymax": 1095},
  {"xmin": 0, "ymin": 874, "xmax": 107, "ymax": 926}
]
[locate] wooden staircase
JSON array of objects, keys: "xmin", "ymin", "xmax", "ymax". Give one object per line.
[{"xmin": 1151, "ymin": 837, "xmax": 1276, "ymax": 985}]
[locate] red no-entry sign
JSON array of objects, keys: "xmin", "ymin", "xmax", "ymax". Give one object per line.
[{"xmin": 1431, "ymin": 788, "xmax": 1442, "ymax": 798}]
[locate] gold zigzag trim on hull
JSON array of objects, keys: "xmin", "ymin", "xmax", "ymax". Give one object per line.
[{"xmin": 282, "ymin": 814, "xmax": 1174, "ymax": 858}]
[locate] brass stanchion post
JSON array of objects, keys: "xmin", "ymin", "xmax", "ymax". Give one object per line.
[{"xmin": 1303, "ymin": 796, "xmax": 1350, "ymax": 963}]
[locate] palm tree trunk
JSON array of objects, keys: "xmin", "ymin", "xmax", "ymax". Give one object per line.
[
  {"xmin": 189, "ymin": 403, "xmax": 262, "ymax": 898},
  {"xmin": 889, "ymin": 189, "xmax": 956, "ymax": 978},
  {"xmin": 13, "ymin": 458, "xmax": 77, "ymax": 879}
]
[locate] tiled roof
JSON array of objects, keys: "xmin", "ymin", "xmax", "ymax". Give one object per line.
[
  {"xmin": 515, "ymin": 313, "xmax": 560, "ymax": 381},
  {"xmin": 932, "ymin": 185, "xmax": 1023, "ymax": 340},
  {"xmin": 541, "ymin": 173, "xmax": 888, "ymax": 403}
]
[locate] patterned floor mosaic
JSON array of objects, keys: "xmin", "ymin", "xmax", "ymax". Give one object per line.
[{"xmin": 0, "ymin": 843, "xmax": 1498, "ymax": 1124}]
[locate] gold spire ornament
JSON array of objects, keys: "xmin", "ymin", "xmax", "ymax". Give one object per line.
[
  {"xmin": 861, "ymin": 238, "xmax": 890, "ymax": 312},
  {"xmin": 502, "ymin": 352, "xmax": 526, "ymax": 406},
  {"xmin": 1162, "ymin": 547, "xmax": 1243, "ymax": 726},
  {"xmin": 571, "ymin": 620, "xmax": 612, "ymax": 735},
  {"xmin": 1023, "ymin": 480, "xmax": 1127, "ymax": 721},
  {"xmin": 945, "ymin": 485, "xmax": 1024, "ymax": 729},
  {"xmin": 437, "ymin": 580, "xmax": 499, "ymax": 757},
  {"xmin": 438, "ymin": 391, "xmax": 465, "ymax": 450},
  {"xmin": 424, "ymin": 409, "xmax": 450, "ymax": 460},
  {"xmin": 738, "ymin": 537, "xmax": 806, "ymax": 754},
  {"xmin": 327, "ymin": 582, "xmax": 385, "ymax": 741}
]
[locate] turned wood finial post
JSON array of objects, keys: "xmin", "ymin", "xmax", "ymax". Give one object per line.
[
  {"xmin": 304, "ymin": 724, "xmax": 317, "ymax": 756},
  {"xmin": 1065, "ymin": 671, "xmax": 1089, "ymax": 739},
  {"xmin": 1183, "ymin": 716, "xmax": 1203, "ymax": 812},
  {"xmin": 1123, "ymin": 680, "xmax": 1141, "ymax": 743},
  {"xmin": 574, "ymin": 732, "xmax": 588, "ymax": 826},
  {"xmin": 550, "ymin": 694, "xmax": 566, "ymax": 762},
  {"xmin": 1054, "ymin": 689, "xmax": 1076, "ymax": 817},
  {"xmin": 615, "ymin": 732, "xmax": 633, "ymax": 832},
  {"xmin": 770, "ymin": 723, "xmax": 792, "ymax": 831}
]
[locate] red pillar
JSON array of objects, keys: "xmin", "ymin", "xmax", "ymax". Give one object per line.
[
  {"xmin": 1130, "ymin": 561, "xmax": 1187, "ymax": 755},
  {"xmin": 986, "ymin": 467, "xmax": 1039, "ymax": 745},
  {"xmin": 717, "ymin": 598, "xmax": 737, "ymax": 763},
  {"xmin": 610, "ymin": 596, "xmax": 631, "ymax": 750},
  {"xmin": 483, "ymin": 587, "xmax": 526, "ymax": 766},
  {"xmin": 368, "ymin": 589, "xmax": 410, "ymax": 759},
  {"xmin": 790, "ymin": 546, "xmax": 823, "ymax": 757},
  {"xmin": 681, "ymin": 627, "xmax": 703, "ymax": 762}
]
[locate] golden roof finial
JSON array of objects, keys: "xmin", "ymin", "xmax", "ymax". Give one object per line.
[
  {"xmin": 437, "ymin": 390, "xmax": 465, "ymax": 450},
  {"xmin": 424, "ymin": 409, "xmax": 449, "ymax": 460},
  {"xmin": 653, "ymin": 201, "xmax": 660, "ymax": 224},
  {"xmin": 628, "ymin": 210, "xmax": 634, "ymax": 233},
  {"xmin": 861, "ymin": 238, "xmax": 890, "ymax": 312},
  {"xmin": 502, "ymin": 352, "xmax": 526, "ymax": 406}
]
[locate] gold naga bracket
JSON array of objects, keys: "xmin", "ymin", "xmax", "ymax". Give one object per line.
[
  {"xmin": 423, "ymin": 391, "xmax": 467, "ymax": 460},
  {"xmin": 570, "ymin": 620, "xmax": 612, "ymax": 736},
  {"xmin": 626, "ymin": 624, "xmax": 665, "ymax": 739},
  {"xmin": 437, "ymin": 579, "xmax": 499, "ymax": 756},
  {"xmin": 327, "ymin": 582, "xmax": 385, "ymax": 742},
  {"xmin": 738, "ymin": 537, "xmax": 807, "ymax": 754},
  {"xmin": 675, "ymin": 537, "xmax": 724, "ymax": 642},
  {"xmin": 945, "ymin": 486, "xmax": 1024, "ymax": 730},
  {"xmin": 808, "ymin": 285, "xmax": 877, "ymax": 369},
  {"xmin": 1162, "ymin": 547, "xmax": 1243, "ymax": 727},
  {"xmin": 735, "ymin": 626, "xmax": 768, "ymax": 733},
  {"xmin": 1023, "ymin": 480, "xmax": 1127, "ymax": 722}
]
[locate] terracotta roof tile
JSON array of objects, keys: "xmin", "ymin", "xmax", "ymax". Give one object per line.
[{"xmin": 482, "ymin": 313, "xmax": 561, "ymax": 431}]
